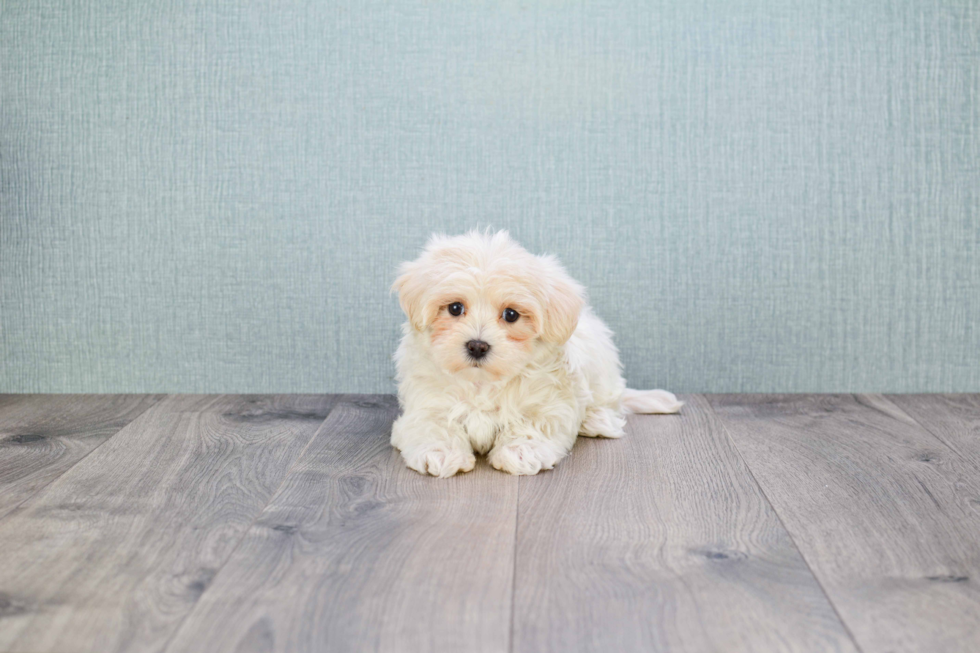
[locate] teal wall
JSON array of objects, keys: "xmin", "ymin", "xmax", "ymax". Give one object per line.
[{"xmin": 2, "ymin": 1, "xmax": 978, "ymax": 393}]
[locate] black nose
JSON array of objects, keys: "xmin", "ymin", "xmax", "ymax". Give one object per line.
[{"xmin": 466, "ymin": 339, "xmax": 491, "ymax": 359}]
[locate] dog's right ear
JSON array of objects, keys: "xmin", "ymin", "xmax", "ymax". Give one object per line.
[{"xmin": 391, "ymin": 259, "xmax": 430, "ymax": 331}]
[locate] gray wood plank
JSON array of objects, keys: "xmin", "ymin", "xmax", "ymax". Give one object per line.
[
  {"xmin": 513, "ymin": 394, "xmax": 857, "ymax": 653},
  {"xmin": 885, "ymin": 394, "xmax": 980, "ymax": 472},
  {"xmin": 0, "ymin": 394, "xmax": 163, "ymax": 521},
  {"xmin": 0, "ymin": 394, "xmax": 339, "ymax": 653},
  {"xmin": 708, "ymin": 394, "xmax": 980, "ymax": 653},
  {"xmin": 164, "ymin": 396, "xmax": 519, "ymax": 653}
]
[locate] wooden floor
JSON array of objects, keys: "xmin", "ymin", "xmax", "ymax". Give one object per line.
[{"xmin": 1, "ymin": 395, "xmax": 978, "ymax": 652}]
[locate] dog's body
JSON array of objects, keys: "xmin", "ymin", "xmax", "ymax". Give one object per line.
[{"xmin": 391, "ymin": 230, "xmax": 680, "ymax": 477}]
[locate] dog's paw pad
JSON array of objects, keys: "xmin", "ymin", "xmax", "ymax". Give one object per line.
[
  {"xmin": 404, "ymin": 444, "xmax": 475, "ymax": 478},
  {"xmin": 579, "ymin": 407, "xmax": 627, "ymax": 438},
  {"xmin": 488, "ymin": 440, "xmax": 563, "ymax": 476}
]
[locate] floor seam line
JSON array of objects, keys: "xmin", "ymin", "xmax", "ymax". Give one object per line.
[
  {"xmin": 508, "ymin": 474, "xmax": 521, "ymax": 653},
  {"xmin": 869, "ymin": 394, "xmax": 980, "ymax": 473},
  {"xmin": 0, "ymin": 394, "xmax": 164, "ymax": 527},
  {"xmin": 158, "ymin": 394, "xmax": 349, "ymax": 653},
  {"xmin": 703, "ymin": 393, "xmax": 867, "ymax": 653}
]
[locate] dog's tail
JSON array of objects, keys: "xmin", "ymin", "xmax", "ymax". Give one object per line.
[{"xmin": 621, "ymin": 388, "xmax": 683, "ymax": 414}]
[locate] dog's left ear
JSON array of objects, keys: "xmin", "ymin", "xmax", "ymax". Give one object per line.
[{"xmin": 538, "ymin": 256, "xmax": 584, "ymax": 344}]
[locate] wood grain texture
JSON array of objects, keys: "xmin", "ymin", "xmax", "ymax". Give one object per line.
[
  {"xmin": 884, "ymin": 394, "xmax": 980, "ymax": 472},
  {"xmin": 164, "ymin": 396, "xmax": 519, "ymax": 653},
  {"xmin": 0, "ymin": 394, "xmax": 339, "ymax": 653},
  {"xmin": 512, "ymin": 394, "xmax": 857, "ymax": 653},
  {"xmin": 0, "ymin": 394, "xmax": 163, "ymax": 521},
  {"xmin": 708, "ymin": 394, "xmax": 980, "ymax": 653}
]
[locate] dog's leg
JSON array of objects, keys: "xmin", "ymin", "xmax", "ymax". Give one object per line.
[
  {"xmin": 487, "ymin": 420, "xmax": 578, "ymax": 476},
  {"xmin": 578, "ymin": 405, "xmax": 627, "ymax": 438},
  {"xmin": 391, "ymin": 413, "xmax": 476, "ymax": 478}
]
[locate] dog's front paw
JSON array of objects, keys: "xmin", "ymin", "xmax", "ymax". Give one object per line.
[
  {"xmin": 401, "ymin": 442, "xmax": 476, "ymax": 478},
  {"xmin": 488, "ymin": 438, "xmax": 566, "ymax": 476}
]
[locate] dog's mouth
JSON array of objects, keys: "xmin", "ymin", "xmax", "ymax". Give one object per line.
[
  {"xmin": 458, "ymin": 357, "xmax": 491, "ymax": 373},
  {"xmin": 453, "ymin": 357, "xmax": 504, "ymax": 381}
]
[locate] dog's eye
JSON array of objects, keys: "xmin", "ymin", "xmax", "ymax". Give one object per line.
[
  {"xmin": 502, "ymin": 308, "xmax": 520, "ymax": 323},
  {"xmin": 448, "ymin": 302, "xmax": 465, "ymax": 317}
]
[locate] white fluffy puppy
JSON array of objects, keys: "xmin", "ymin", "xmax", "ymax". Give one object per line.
[{"xmin": 390, "ymin": 230, "xmax": 681, "ymax": 477}]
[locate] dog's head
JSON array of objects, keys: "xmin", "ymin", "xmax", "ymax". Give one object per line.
[{"xmin": 392, "ymin": 230, "xmax": 584, "ymax": 381}]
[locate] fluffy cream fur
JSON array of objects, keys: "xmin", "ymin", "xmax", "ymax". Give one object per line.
[{"xmin": 391, "ymin": 230, "xmax": 681, "ymax": 477}]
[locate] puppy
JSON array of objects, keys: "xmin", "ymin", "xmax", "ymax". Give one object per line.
[{"xmin": 390, "ymin": 230, "xmax": 681, "ymax": 477}]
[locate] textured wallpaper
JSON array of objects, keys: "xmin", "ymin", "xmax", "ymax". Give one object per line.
[{"xmin": 1, "ymin": 0, "xmax": 978, "ymax": 393}]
